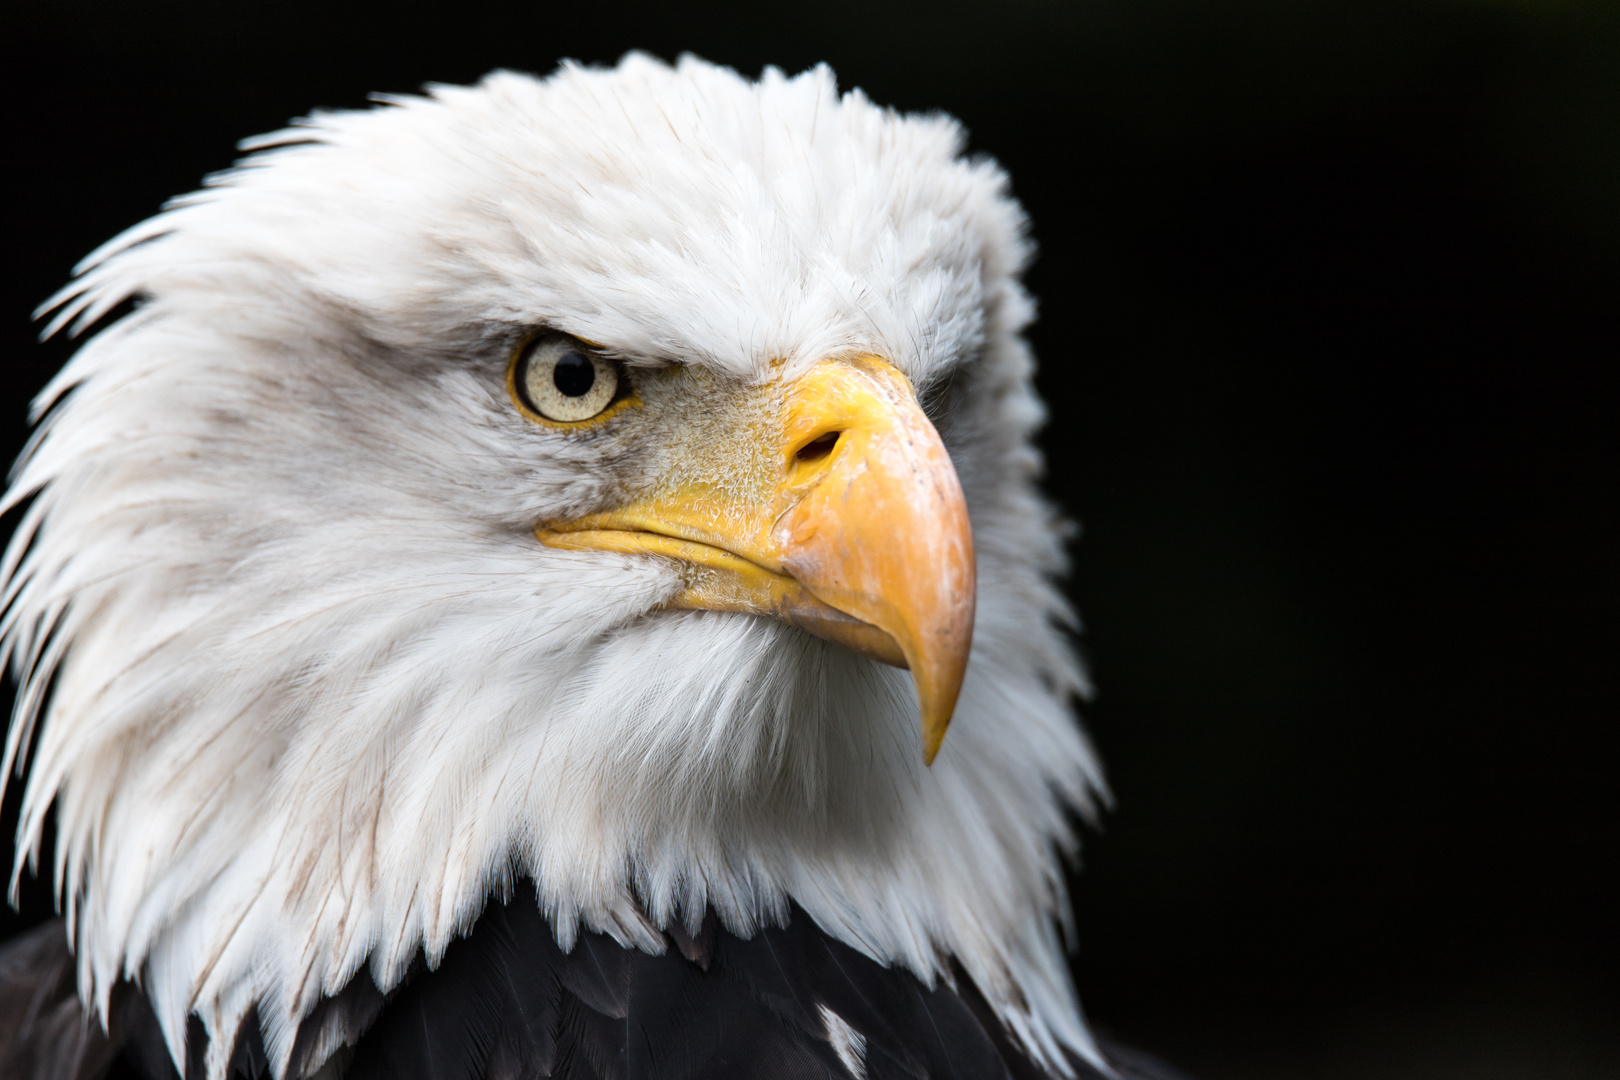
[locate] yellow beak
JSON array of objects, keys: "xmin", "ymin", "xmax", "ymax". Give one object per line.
[{"xmin": 537, "ymin": 356, "xmax": 975, "ymax": 764}]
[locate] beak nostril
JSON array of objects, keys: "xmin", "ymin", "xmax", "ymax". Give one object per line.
[{"xmin": 795, "ymin": 431, "xmax": 841, "ymax": 463}]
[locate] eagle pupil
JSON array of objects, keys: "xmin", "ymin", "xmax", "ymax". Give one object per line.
[{"xmin": 553, "ymin": 352, "xmax": 595, "ymax": 397}]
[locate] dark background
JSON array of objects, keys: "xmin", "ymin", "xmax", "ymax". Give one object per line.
[{"xmin": 3, "ymin": 1, "xmax": 1617, "ymax": 1076}]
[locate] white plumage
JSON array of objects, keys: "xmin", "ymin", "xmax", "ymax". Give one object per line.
[{"xmin": 3, "ymin": 54, "xmax": 1106, "ymax": 1078}]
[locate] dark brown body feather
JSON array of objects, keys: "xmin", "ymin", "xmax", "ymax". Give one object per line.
[{"xmin": 0, "ymin": 884, "xmax": 1190, "ymax": 1080}]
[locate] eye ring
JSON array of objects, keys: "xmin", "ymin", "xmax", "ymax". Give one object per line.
[{"xmin": 507, "ymin": 334, "xmax": 631, "ymax": 427}]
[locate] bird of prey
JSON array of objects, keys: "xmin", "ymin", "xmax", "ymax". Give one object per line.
[{"xmin": 0, "ymin": 54, "xmax": 1179, "ymax": 1080}]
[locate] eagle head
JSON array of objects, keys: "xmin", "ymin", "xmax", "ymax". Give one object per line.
[{"xmin": 4, "ymin": 54, "xmax": 1105, "ymax": 1076}]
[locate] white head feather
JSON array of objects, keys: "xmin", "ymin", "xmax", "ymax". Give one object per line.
[{"xmin": 3, "ymin": 54, "xmax": 1107, "ymax": 1078}]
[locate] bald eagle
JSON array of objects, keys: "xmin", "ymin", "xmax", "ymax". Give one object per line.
[{"xmin": 0, "ymin": 55, "xmax": 1182, "ymax": 1080}]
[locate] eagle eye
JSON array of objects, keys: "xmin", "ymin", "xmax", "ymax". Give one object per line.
[{"xmin": 511, "ymin": 335, "xmax": 622, "ymax": 424}]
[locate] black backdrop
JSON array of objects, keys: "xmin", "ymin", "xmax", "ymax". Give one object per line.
[{"xmin": 3, "ymin": 2, "xmax": 1617, "ymax": 1076}]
